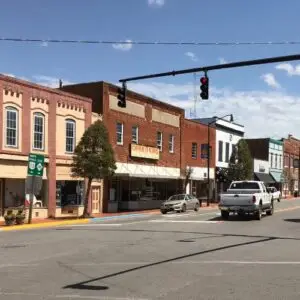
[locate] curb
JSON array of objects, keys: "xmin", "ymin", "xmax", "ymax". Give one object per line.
[
  {"xmin": 0, "ymin": 218, "xmax": 90, "ymax": 232},
  {"xmin": 90, "ymin": 211, "xmax": 161, "ymax": 222}
]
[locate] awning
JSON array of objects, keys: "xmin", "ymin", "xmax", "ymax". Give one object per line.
[
  {"xmin": 254, "ymin": 172, "xmax": 275, "ymax": 183},
  {"xmin": 270, "ymin": 171, "xmax": 282, "ymax": 183}
]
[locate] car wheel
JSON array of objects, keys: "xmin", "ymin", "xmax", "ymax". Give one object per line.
[
  {"xmin": 266, "ymin": 201, "xmax": 274, "ymax": 216},
  {"xmin": 182, "ymin": 204, "xmax": 186, "ymax": 213},
  {"xmin": 221, "ymin": 211, "xmax": 229, "ymax": 220},
  {"xmin": 194, "ymin": 203, "xmax": 199, "ymax": 212},
  {"xmin": 255, "ymin": 204, "xmax": 262, "ymax": 220},
  {"xmin": 160, "ymin": 210, "xmax": 167, "ymax": 215}
]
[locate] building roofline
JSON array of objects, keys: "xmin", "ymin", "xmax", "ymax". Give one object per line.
[{"xmin": 0, "ymin": 74, "xmax": 92, "ymax": 103}]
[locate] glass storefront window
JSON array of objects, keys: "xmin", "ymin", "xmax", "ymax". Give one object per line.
[{"xmin": 56, "ymin": 180, "xmax": 85, "ymax": 207}]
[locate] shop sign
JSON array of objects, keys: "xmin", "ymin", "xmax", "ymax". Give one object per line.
[{"xmin": 130, "ymin": 144, "xmax": 159, "ymax": 160}]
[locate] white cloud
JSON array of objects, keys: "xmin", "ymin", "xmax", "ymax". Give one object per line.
[
  {"xmin": 276, "ymin": 63, "xmax": 300, "ymax": 76},
  {"xmin": 219, "ymin": 57, "xmax": 227, "ymax": 64},
  {"xmin": 185, "ymin": 52, "xmax": 198, "ymax": 62},
  {"xmin": 32, "ymin": 75, "xmax": 74, "ymax": 88},
  {"xmin": 112, "ymin": 40, "xmax": 133, "ymax": 51},
  {"xmin": 127, "ymin": 81, "xmax": 300, "ymax": 139},
  {"xmin": 260, "ymin": 73, "xmax": 281, "ymax": 89},
  {"xmin": 148, "ymin": 0, "xmax": 165, "ymax": 7}
]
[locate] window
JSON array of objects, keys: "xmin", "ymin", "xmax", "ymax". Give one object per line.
[
  {"xmin": 157, "ymin": 132, "xmax": 163, "ymax": 151},
  {"xmin": 65, "ymin": 119, "xmax": 76, "ymax": 153},
  {"xmin": 116, "ymin": 122, "xmax": 123, "ymax": 145},
  {"xmin": 270, "ymin": 153, "xmax": 273, "ymax": 168},
  {"xmin": 279, "ymin": 155, "xmax": 282, "ymax": 169},
  {"xmin": 192, "ymin": 143, "xmax": 197, "ymax": 159},
  {"xmin": 168, "ymin": 134, "xmax": 174, "ymax": 153},
  {"xmin": 218, "ymin": 141, "xmax": 223, "ymax": 162},
  {"xmin": 5, "ymin": 107, "xmax": 18, "ymax": 147},
  {"xmin": 275, "ymin": 154, "xmax": 278, "ymax": 169},
  {"xmin": 131, "ymin": 126, "xmax": 138, "ymax": 144},
  {"xmin": 284, "ymin": 155, "xmax": 289, "ymax": 167},
  {"xmin": 225, "ymin": 142, "xmax": 230, "ymax": 162},
  {"xmin": 33, "ymin": 113, "xmax": 44, "ymax": 150}
]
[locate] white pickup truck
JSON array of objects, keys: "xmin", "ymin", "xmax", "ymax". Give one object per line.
[
  {"xmin": 267, "ymin": 186, "xmax": 281, "ymax": 202},
  {"xmin": 219, "ymin": 181, "xmax": 274, "ymax": 220}
]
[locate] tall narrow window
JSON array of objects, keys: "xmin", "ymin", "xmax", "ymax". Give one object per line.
[
  {"xmin": 271, "ymin": 153, "xmax": 274, "ymax": 168},
  {"xmin": 225, "ymin": 142, "xmax": 230, "ymax": 162},
  {"xmin": 33, "ymin": 113, "xmax": 44, "ymax": 150},
  {"xmin": 218, "ymin": 141, "xmax": 223, "ymax": 162},
  {"xmin": 169, "ymin": 134, "xmax": 174, "ymax": 153},
  {"xmin": 116, "ymin": 122, "xmax": 123, "ymax": 145},
  {"xmin": 131, "ymin": 126, "xmax": 138, "ymax": 144},
  {"xmin": 66, "ymin": 119, "xmax": 76, "ymax": 153},
  {"xmin": 275, "ymin": 154, "xmax": 278, "ymax": 169},
  {"xmin": 192, "ymin": 143, "xmax": 197, "ymax": 159},
  {"xmin": 5, "ymin": 107, "xmax": 18, "ymax": 147},
  {"xmin": 157, "ymin": 131, "xmax": 163, "ymax": 151}
]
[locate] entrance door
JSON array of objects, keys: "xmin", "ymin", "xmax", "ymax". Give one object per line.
[{"xmin": 92, "ymin": 186, "xmax": 101, "ymax": 214}]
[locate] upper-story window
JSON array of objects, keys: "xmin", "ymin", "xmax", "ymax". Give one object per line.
[
  {"xmin": 218, "ymin": 141, "xmax": 223, "ymax": 162},
  {"xmin": 116, "ymin": 122, "xmax": 123, "ymax": 145},
  {"xmin": 131, "ymin": 126, "xmax": 138, "ymax": 144},
  {"xmin": 33, "ymin": 112, "xmax": 44, "ymax": 150},
  {"xmin": 66, "ymin": 119, "xmax": 76, "ymax": 153},
  {"xmin": 225, "ymin": 142, "xmax": 230, "ymax": 162},
  {"xmin": 169, "ymin": 134, "xmax": 174, "ymax": 153},
  {"xmin": 5, "ymin": 106, "xmax": 18, "ymax": 147},
  {"xmin": 270, "ymin": 153, "xmax": 274, "ymax": 168},
  {"xmin": 275, "ymin": 154, "xmax": 278, "ymax": 169},
  {"xmin": 192, "ymin": 143, "xmax": 197, "ymax": 159},
  {"xmin": 157, "ymin": 131, "xmax": 163, "ymax": 151}
]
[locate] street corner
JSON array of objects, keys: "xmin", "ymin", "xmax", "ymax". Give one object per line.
[{"xmin": 0, "ymin": 218, "xmax": 90, "ymax": 232}]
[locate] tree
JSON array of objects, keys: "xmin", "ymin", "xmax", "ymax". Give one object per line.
[
  {"xmin": 227, "ymin": 139, "xmax": 253, "ymax": 182},
  {"xmin": 182, "ymin": 167, "xmax": 193, "ymax": 193},
  {"xmin": 71, "ymin": 120, "xmax": 117, "ymax": 217}
]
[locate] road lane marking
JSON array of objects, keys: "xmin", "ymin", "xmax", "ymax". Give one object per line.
[
  {"xmin": 66, "ymin": 223, "xmax": 123, "ymax": 227},
  {"xmin": 173, "ymin": 260, "xmax": 300, "ymax": 265},
  {"xmin": 149, "ymin": 220, "xmax": 223, "ymax": 223}
]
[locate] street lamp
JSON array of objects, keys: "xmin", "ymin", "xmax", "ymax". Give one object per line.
[{"xmin": 207, "ymin": 114, "xmax": 234, "ymax": 206}]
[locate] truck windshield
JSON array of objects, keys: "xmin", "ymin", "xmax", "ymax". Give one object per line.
[{"xmin": 229, "ymin": 182, "xmax": 260, "ymax": 189}]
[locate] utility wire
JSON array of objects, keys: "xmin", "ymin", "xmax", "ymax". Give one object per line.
[{"xmin": 1, "ymin": 37, "xmax": 300, "ymax": 46}]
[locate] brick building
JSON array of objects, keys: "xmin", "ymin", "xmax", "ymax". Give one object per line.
[
  {"xmin": 181, "ymin": 119, "xmax": 216, "ymax": 200},
  {"xmin": 0, "ymin": 74, "xmax": 102, "ymax": 219},
  {"xmin": 60, "ymin": 81, "xmax": 186, "ymax": 212},
  {"xmin": 281, "ymin": 134, "xmax": 300, "ymax": 196}
]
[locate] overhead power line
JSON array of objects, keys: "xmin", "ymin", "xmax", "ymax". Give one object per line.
[{"xmin": 1, "ymin": 37, "xmax": 300, "ymax": 47}]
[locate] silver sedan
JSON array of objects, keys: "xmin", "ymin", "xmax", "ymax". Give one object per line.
[{"xmin": 160, "ymin": 194, "xmax": 200, "ymax": 214}]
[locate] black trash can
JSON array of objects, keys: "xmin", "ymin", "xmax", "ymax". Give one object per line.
[{"xmin": 294, "ymin": 191, "xmax": 298, "ymax": 197}]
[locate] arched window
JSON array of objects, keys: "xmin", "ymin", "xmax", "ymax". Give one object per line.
[
  {"xmin": 65, "ymin": 119, "xmax": 76, "ymax": 153},
  {"xmin": 33, "ymin": 112, "xmax": 45, "ymax": 150},
  {"xmin": 5, "ymin": 106, "xmax": 18, "ymax": 147}
]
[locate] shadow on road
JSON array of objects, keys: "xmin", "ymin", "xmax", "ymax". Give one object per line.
[
  {"xmin": 63, "ymin": 236, "xmax": 275, "ymax": 291},
  {"xmin": 284, "ymin": 218, "xmax": 300, "ymax": 223}
]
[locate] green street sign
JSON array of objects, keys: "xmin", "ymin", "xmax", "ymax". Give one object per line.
[{"xmin": 27, "ymin": 153, "xmax": 45, "ymax": 177}]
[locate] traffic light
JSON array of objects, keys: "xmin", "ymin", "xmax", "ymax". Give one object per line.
[
  {"xmin": 200, "ymin": 75, "xmax": 209, "ymax": 100},
  {"xmin": 117, "ymin": 82, "xmax": 127, "ymax": 108}
]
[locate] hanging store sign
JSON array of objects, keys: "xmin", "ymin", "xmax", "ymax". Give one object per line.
[{"xmin": 130, "ymin": 144, "xmax": 159, "ymax": 160}]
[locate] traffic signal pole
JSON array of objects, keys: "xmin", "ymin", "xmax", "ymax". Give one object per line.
[{"xmin": 119, "ymin": 53, "xmax": 300, "ymax": 83}]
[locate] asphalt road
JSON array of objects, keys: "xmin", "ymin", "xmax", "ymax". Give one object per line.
[{"xmin": 1, "ymin": 199, "xmax": 300, "ymax": 299}]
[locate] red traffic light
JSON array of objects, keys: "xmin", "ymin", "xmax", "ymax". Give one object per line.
[{"xmin": 200, "ymin": 77, "xmax": 208, "ymax": 84}]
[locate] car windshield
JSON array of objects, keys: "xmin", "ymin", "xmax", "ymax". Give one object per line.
[
  {"xmin": 167, "ymin": 194, "xmax": 186, "ymax": 201},
  {"xmin": 229, "ymin": 182, "xmax": 260, "ymax": 190}
]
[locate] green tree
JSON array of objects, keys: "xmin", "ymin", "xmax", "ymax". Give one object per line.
[
  {"xmin": 227, "ymin": 139, "xmax": 253, "ymax": 182},
  {"xmin": 71, "ymin": 120, "xmax": 117, "ymax": 217}
]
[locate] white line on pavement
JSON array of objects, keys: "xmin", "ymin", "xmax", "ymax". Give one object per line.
[
  {"xmin": 173, "ymin": 260, "xmax": 300, "ymax": 265},
  {"xmin": 67, "ymin": 223, "xmax": 123, "ymax": 227},
  {"xmin": 149, "ymin": 220, "xmax": 222, "ymax": 223}
]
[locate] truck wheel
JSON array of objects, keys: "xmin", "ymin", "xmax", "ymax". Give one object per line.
[
  {"xmin": 266, "ymin": 201, "xmax": 274, "ymax": 216},
  {"xmin": 255, "ymin": 205, "xmax": 262, "ymax": 220},
  {"xmin": 221, "ymin": 211, "xmax": 229, "ymax": 220},
  {"xmin": 161, "ymin": 210, "xmax": 167, "ymax": 215}
]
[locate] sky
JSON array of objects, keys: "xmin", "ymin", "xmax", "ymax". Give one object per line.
[{"xmin": 1, "ymin": 0, "xmax": 300, "ymax": 139}]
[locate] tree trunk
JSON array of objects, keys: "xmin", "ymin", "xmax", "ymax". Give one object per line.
[{"xmin": 82, "ymin": 177, "xmax": 92, "ymax": 218}]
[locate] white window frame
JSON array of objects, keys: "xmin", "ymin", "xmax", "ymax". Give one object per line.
[
  {"xmin": 5, "ymin": 106, "xmax": 18, "ymax": 148},
  {"xmin": 116, "ymin": 122, "xmax": 124, "ymax": 145},
  {"xmin": 157, "ymin": 131, "xmax": 163, "ymax": 151},
  {"xmin": 131, "ymin": 126, "xmax": 138, "ymax": 144},
  {"xmin": 192, "ymin": 143, "xmax": 197, "ymax": 159},
  {"xmin": 168, "ymin": 134, "xmax": 174, "ymax": 153},
  {"xmin": 65, "ymin": 119, "xmax": 76, "ymax": 153},
  {"xmin": 32, "ymin": 112, "xmax": 45, "ymax": 151}
]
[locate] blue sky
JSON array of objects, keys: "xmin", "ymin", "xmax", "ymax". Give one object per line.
[{"xmin": 1, "ymin": 0, "xmax": 300, "ymax": 138}]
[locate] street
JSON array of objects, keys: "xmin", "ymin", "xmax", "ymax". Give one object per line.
[{"xmin": 1, "ymin": 199, "xmax": 300, "ymax": 299}]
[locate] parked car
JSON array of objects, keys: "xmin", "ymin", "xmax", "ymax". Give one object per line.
[
  {"xmin": 267, "ymin": 186, "xmax": 281, "ymax": 202},
  {"xmin": 219, "ymin": 181, "xmax": 273, "ymax": 220},
  {"xmin": 160, "ymin": 194, "xmax": 200, "ymax": 214}
]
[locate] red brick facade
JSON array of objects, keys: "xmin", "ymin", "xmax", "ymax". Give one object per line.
[{"xmin": 182, "ymin": 119, "xmax": 216, "ymax": 169}]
